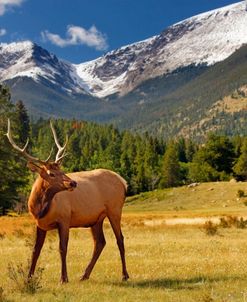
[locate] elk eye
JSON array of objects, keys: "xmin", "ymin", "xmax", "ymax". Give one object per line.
[{"xmin": 47, "ymin": 170, "xmax": 55, "ymax": 177}]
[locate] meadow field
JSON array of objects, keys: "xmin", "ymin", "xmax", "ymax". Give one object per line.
[{"xmin": 1, "ymin": 182, "xmax": 247, "ymax": 302}]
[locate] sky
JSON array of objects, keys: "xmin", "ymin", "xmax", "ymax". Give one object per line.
[{"xmin": 0, "ymin": 0, "xmax": 242, "ymax": 64}]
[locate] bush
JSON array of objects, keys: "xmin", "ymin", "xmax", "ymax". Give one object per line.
[
  {"xmin": 0, "ymin": 232, "xmax": 5, "ymax": 240},
  {"xmin": 237, "ymin": 189, "xmax": 245, "ymax": 198},
  {"xmin": 7, "ymin": 260, "xmax": 44, "ymax": 294},
  {"xmin": 236, "ymin": 217, "xmax": 247, "ymax": 229},
  {"xmin": 203, "ymin": 221, "xmax": 218, "ymax": 236},
  {"xmin": 219, "ymin": 216, "xmax": 247, "ymax": 229},
  {"xmin": 12, "ymin": 229, "xmax": 25, "ymax": 238},
  {"xmin": 219, "ymin": 217, "xmax": 229, "ymax": 228},
  {"xmin": 219, "ymin": 216, "xmax": 238, "ymax": 228}
]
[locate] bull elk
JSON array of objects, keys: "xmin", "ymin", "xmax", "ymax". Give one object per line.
[{"xmin": 6, "ymin": 119, "xmax": 129, "ymax": 283}]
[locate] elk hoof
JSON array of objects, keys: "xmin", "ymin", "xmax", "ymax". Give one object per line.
[
  {"xmin": 122, "ymin": 273, "xmax": 129, "ymax": 281},
  {"xmin": 80, "ymin": 275, "xmax": 89, "ymax": 281},
  {"xmin": 60, "ymin": 277, "xmax": 69, "ymax": 284}
]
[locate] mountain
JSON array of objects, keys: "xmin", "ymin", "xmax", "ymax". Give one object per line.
[
  {"xmin": 76, "ymin": 1, "xmax": 247, "ymax": 97},
  {"xmin": 115, "ymin": 44, "xmax": 247, "ymax": 139},
  {"xmin": 0, "ymin": 41, "xmax": 114, "ymax": 121},
  {"xmin": 1, "ymin": 1, "xmax": 247, "ymax": 139},
  {"xmin": 0, "ymin": 41, "xmax": 89, "ymax": 95}
]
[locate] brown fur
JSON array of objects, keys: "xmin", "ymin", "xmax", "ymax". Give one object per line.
[
  {"xmin": 6, "ymin": 120, "xmax": 129, "ymax": 283},
  {"xmin": 28, "ymin": 167, "xmax": 129, "ymax": 283}
]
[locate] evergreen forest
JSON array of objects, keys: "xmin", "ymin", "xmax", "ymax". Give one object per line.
[{"xmin": 1, "ymin": 84, "xmax": 247, "ymax": 215}]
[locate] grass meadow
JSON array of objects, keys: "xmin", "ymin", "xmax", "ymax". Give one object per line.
[{"xmin": 1, "ymin": 182, "xmax": 247, "ymax": 301}]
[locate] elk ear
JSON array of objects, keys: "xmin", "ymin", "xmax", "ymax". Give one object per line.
[{"xmin": 27, "ymin": 162, "xmax": 43, "ymax": 174}]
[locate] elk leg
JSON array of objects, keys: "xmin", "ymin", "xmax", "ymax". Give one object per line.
[
  {"xmin": 109, "ymin": 216, "xmax": 129, "ymax": 281},
  {"xmin": 80, "ymin": 219, "xmax": 106, "ymax": 281},
  {"xmin": 28, "ymin": 226, "xmax": 46, "ymax": 278},
  {"xmin": 58, "ymin": 224, "xmax": 69, "ymax": 283}
]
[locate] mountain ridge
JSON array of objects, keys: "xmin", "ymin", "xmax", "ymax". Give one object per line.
[
  {"xmin": 1, "ymin": 1, "xmax": 247, "ymax": 99},
  {"xmin": 75, "ymin": 1, "xmax": 247, "ymax": 97},
  {"xmin": 1, "ymin": 1, "xmax": 247, "ymax": 139}
]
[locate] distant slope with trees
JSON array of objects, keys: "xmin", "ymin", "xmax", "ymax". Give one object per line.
[{"xmin": 2, "ymin": 86, "xmax": 247, "ymax": 214}]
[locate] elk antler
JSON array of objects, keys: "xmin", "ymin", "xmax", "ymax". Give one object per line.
[
  {"xmin": 6, "ymin": 119, "xmax": 48, "ymax": 164},
  {"xmin": 50, "ymin": 121, "xmax": 68, "ymax": 163}
]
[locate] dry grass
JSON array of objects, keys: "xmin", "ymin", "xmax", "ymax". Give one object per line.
[
  {"xmin": 1, "ymin": 216, "xmax": 247, "ymax": 301},
  {"xmin": 0, "ymin": 215, "xmax": 34, "ymax": 236},
  {"xmin": 1, "ymin": 182, "xmax": 247, "ymax": 301},
  {"xmin": 125, "ymin": 181, "xmax": 247, "ymax": 217}
]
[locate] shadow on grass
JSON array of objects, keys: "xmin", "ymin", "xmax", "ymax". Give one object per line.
[{"xmin": 110, "ymin": 275, "xmax": 241, "ymax": 291}]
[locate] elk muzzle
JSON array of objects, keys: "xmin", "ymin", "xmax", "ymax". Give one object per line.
[{"xmin": 64, "ymin": 180, "xmax": 77, "ymax": 191}]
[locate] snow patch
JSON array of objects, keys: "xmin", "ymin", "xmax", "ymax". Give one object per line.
[
  {"xmin": 1, "ymin": 2, "xmax": 247, "ymax": 99},
  {"xmin": 75, "ymin": 1, "xmax": 247, "ymax": 97}
]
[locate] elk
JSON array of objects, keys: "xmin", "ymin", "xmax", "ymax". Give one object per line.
[{"xmin": 6, "ymin": 119, "xmax": 129, "ymax": 283}]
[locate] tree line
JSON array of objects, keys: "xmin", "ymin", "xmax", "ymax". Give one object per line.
[{"xmin": 1, "ymin": 84, "xmax": 247, "ymax": 214}]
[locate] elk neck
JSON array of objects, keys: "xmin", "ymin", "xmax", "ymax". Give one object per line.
[{"xmin": 28, "ymin": 176, "xmax": 57, "ymax": 219}]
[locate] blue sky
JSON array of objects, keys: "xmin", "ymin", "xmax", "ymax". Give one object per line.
[{"xmin": 0, "ymin": 0, "xmax": 241, "ymax": 63}]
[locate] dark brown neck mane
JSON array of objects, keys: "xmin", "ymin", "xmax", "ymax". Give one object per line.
[{"xmin": 28, "ymin": 176, "xmax": 57, "ymax": 219}]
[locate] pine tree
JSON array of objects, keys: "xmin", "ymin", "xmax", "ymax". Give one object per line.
[
  {"xmin": 177, "ymin": 137, "xmax": 187, "ymax": 162},
  {"xmin": 188, "ymin": 134, "xmax": 235, "ymax": 182},
  {"xmin": 160, "ymin": 142, "xmax": 181, "ymax": 188},
  {"xmin": 0, "ymin": 86, "xmax": 27, "ymax": 214},
  {"xmin": 233, "ymin": 138, "xmax": 247, "ymax": 180},
  {"xmin": 185, "ymin": 139, "xmax": 197, "ymax": 162},
  {"xmin": 15, "ymin": 100, "xmax": 30, "ymax": 145}
]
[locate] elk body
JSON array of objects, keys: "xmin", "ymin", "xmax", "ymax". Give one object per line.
[{"xmin": 6, "ymin": 120, "xmax": 129, "ymax": 283}]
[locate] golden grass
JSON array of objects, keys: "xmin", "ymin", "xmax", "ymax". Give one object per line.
[
  {"xmin": 1, "ymin": 220, "xmax": 247, "ymax": 301},
  {"xmin": 0, "ymin": 214, "xmax": 35, "ymax": 235},
  {"xmin": 125, "ymin": 181, "xmax": 247, "ymax": 217},
  {"xmin": 1, "ymin": 181, "xmax": 247, "ymax": 301}
]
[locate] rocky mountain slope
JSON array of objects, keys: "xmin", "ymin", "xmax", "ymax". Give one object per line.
[
  {"xmin": 0, "ymin": 41, "xmax": 88, "ymax": 95},
  {"xmin": 76, "ymin": 1, "xmax": 247, "ymax": 97},
  {"xmin": 1, "ymin": 1, "xmax": 247, "ymax": 139}
]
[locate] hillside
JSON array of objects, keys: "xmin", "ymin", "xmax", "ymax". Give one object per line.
[
  {"xmin": 114, "ymin": 44, "xmax": 247, "ymax": 139},
  {"xmin": 125, "ymin": 181, "xmax": 247, "ymax": 217},
  {"xmin": 7, "ymin": 45, "xmax": 247, "ymax": 139},
  {"xmin": 5, "ymin": 77, "xmax": 120, "ymax": 122}
]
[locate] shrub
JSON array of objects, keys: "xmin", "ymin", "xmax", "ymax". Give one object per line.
[
  {"xmin": 219, "ymin": 217, "xmax": 229, "ymax": 228},
  {"xmin": 7, "ymin": 260, "xmax": 44, "ymax": 294},
  {"xmin": 203, "ymin": 221, "xmax": 218, "ymax": 236},
  {"xmin": 0, "ymin": 232, "xmax": 5, "ymax": 240},
  {"xmin": 219, "ymin": 216, "xmax": 238, "ymax": 228},
  {"xmin": 219, "ymin": 216, "xmax": 247, "ymax": 229},
  {"xmin": 236, "ymin": 217, "xmax": 247, "ymax": 229},
  {"xmin": 12, "ymin": 229, "xmax": 25, "ymax": 238},
  {"xmin": 237, "ymin": 190, "xmax": 245, "ymax": 198},
  {"xmin": 201, "ymin": 292, "xmax": 215, "ymax": 302}
]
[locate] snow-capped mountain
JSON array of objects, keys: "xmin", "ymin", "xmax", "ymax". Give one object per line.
[
  {"xmin": 76, "ymin": 1, "xmax": 247, "ymax": 97},
  {"xmin": 1, "ymin": 1, "xmax": 247, "ymax": 101},
  {"xmin": 0, "ymin": 41, "xmax": 88, "ymax": 95}
]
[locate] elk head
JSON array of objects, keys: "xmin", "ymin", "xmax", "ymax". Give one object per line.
[{"xmin": 6, "ymin": 119, "xmax": 77, "ymax": 218}]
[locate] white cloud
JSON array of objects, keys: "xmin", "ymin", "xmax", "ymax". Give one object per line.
[
  {"xmin": 0, "ymin": 0, "xmax": 24, "ymax": 16},
  {"xmin": 0, "ymin": 28, "xmax": 6, "ymax": 36},
  {"xmin": 41, "ymin": 25, "xmax": 108, "ymax": 51}
]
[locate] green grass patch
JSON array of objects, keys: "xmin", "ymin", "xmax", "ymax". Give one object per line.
[{"xmin": 125, "ymin": 181, "xmax": 247, "ymax": 217}]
